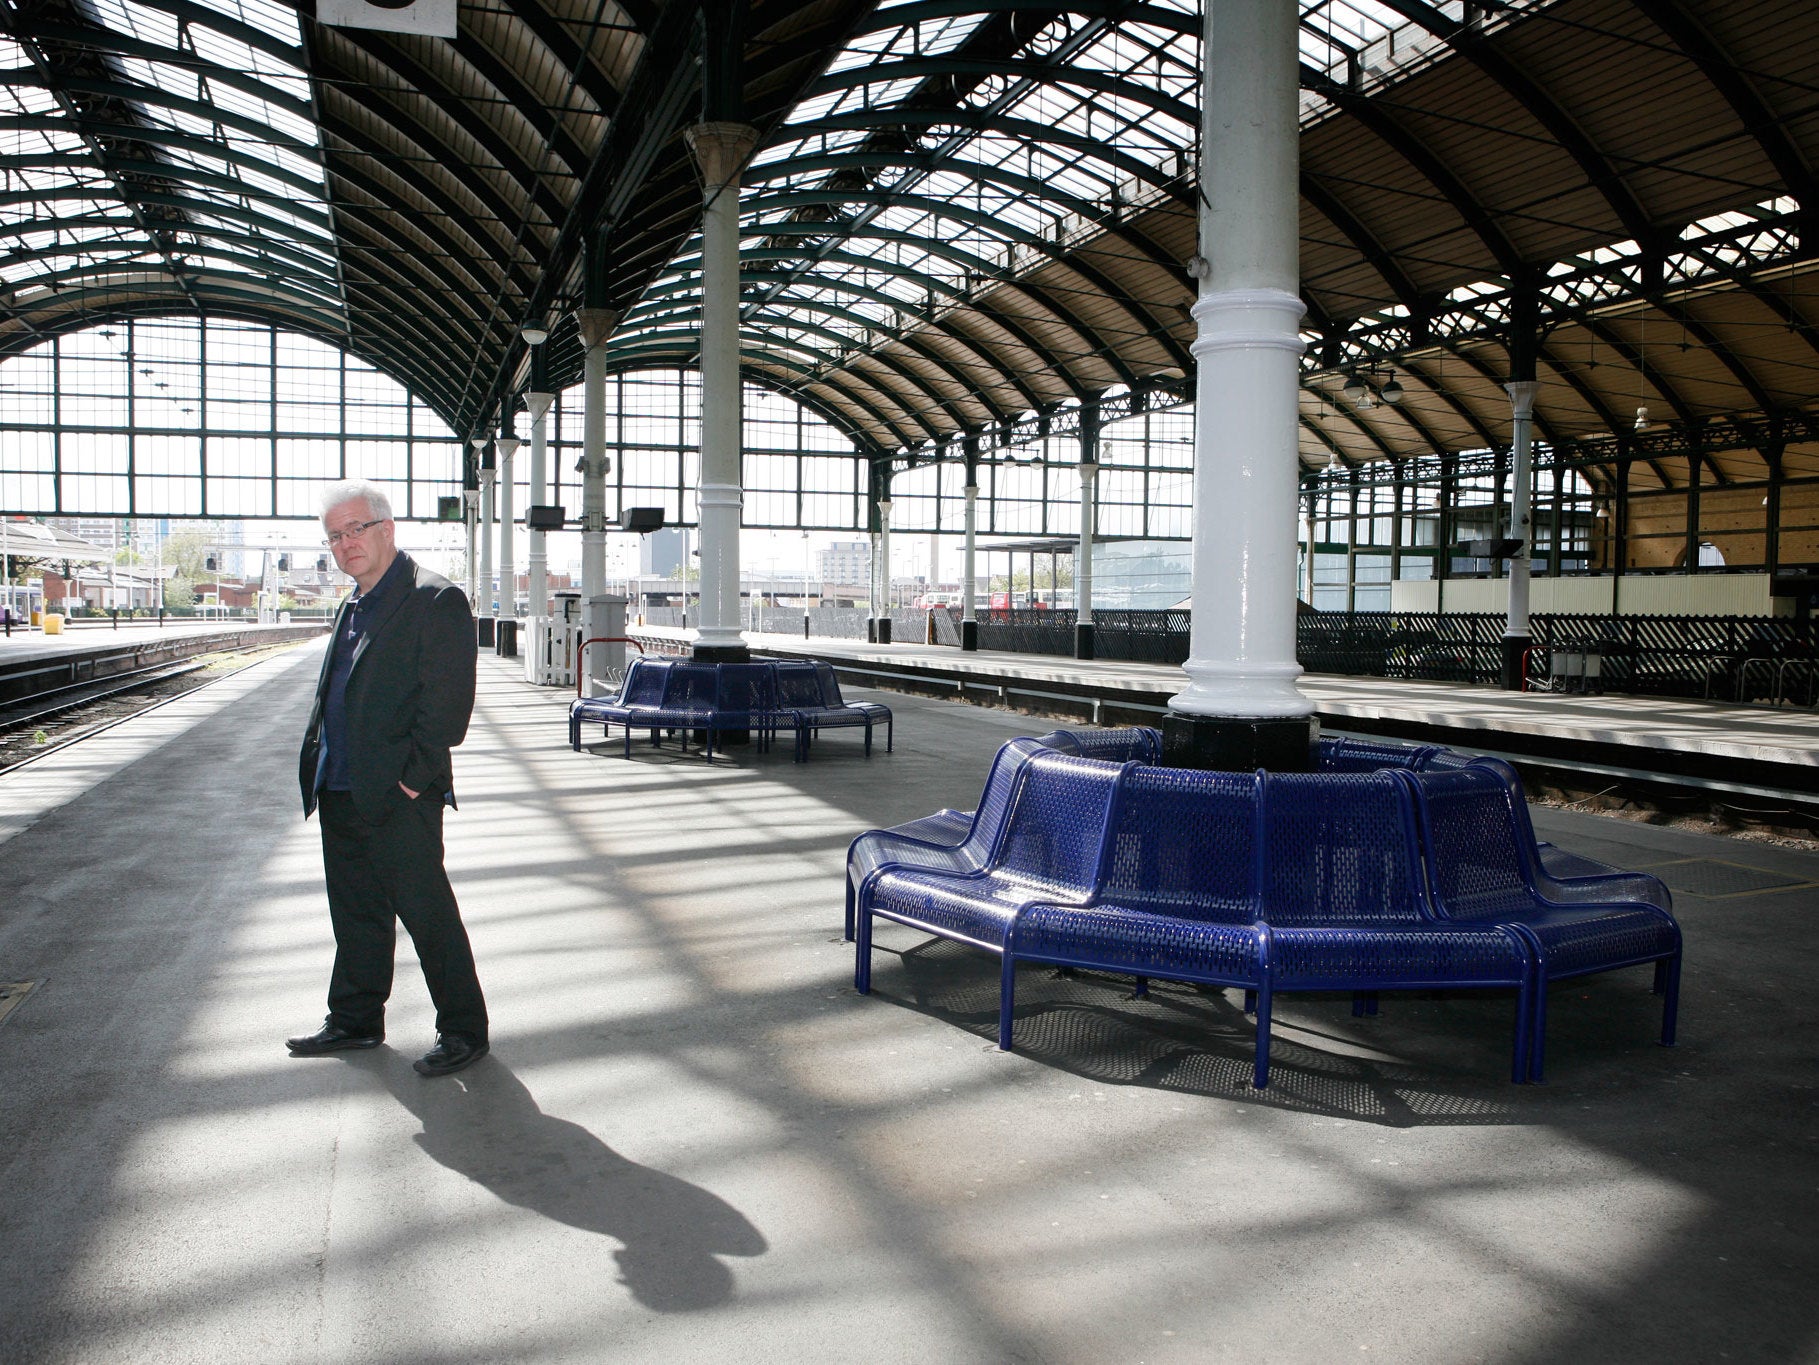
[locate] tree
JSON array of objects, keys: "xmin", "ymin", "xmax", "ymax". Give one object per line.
[
  {"xmin": 164, "ymin": 579, "xmax": 196, "ymax": 608},
  {"xmin": 160, "ymin": 528, "xmax": 217, "ymax": 580}
]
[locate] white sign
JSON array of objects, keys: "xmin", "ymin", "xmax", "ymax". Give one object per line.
[{"xmin": 316, "ymin": 0, "xmax": 458, "ymax": 38}]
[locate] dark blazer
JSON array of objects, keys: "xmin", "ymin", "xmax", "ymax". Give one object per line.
[{"xmin": 298, "ymin": 554, "xmax": 477, "ymax": 822}]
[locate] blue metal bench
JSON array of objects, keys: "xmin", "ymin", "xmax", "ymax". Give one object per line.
[
  {"xmin": 853, "ymin": 747, "xmax": 1128, "ymax": 996},
  {"xmin": 568, "ymin": 657, "xmax": 673, "ymax": 755},
  {"xmin": 570, "ymin": 658, "xmax": 878, "ymax": 762},
  {"xmin": 775, "ymin": 662, "xmax": 892, "ymax": 762},
  {"xmin": 568, "ymin": 659, "xmax": 761, "ymax": 760},
  {"xmin": 844, "ymin": 727, "xmax": 1165, "ymax": 939},
  {"xmin": 853, "ymin": 744, "xmax": 1680, "ymax": 1086},
  {"xmin": 1318, "ymin": 737, "xmax": 1663, "ymax": 897},
  {"xmin": 1005, "ymin": 766, "xmax": 1534, "ymax": 1088},
  {"xmin": 1400, "ymin": 765, "xmax": 1681, "ymax": 1082}
]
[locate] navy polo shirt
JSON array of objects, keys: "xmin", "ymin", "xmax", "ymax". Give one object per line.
[{"xmin": 319, "ymin": 551, "xmax": 411, "ymax": 792}]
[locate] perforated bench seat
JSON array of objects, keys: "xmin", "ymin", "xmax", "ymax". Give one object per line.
[{"xmin": 850, "ymin": 737, "xmax": 1681, "ymax": 1087}]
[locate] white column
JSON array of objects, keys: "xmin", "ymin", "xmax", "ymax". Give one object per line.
[
  {"xmin": 876, "ymin": 498, "xmax": 893, "ymax": 640},
  {"xmin": 496, "ymin": 434, "xmax": 519, "ymax": 619},
  {"xmin": 962, "ymin": 480, "xmax": 979, "ymax": 643},
  {"xmin": 577, "ymin": 308, "xmax": 617, "ymax": 601},
  {"xmin": 465, "ymin": 437, "xmax": 485, "ymax": 605},
  {"xmin": 1077, "ymin": 460, "xmax": 1098, "ymax": 622},
  {"xmin": 1168, "ymin": 0, "xmax": 1313, "ymax": 738},
  {"xmin": 1302, "ymin": 492, "xmax": 1318, "ymax": 605},
  {"xmin": 525, "ymin": 390, "xmax": 553, "ymax": 617},
  {"xmin": 687, "ymin": 120, "xmax": 758, "ymax": 656},
  {"xmin": 478, "ymin": 456, "xmax": 496, "ymax": 621},
  {"xmin": 1503, "ymin": 379, "xmax": 1539, "ymax": 686}
]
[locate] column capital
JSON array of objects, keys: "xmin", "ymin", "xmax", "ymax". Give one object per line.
[
  {"xmin": 1077, "ymin": 461, "xmax": 1100, "ymax": 483},
  {"xmin": 496, "ymin": 436, "xmax": 521, "ymax": 459},
  {"xmin": 686, "ymin": 121, "xmax": 759, "ymax": 185},
  {"xmin": 1505, "ymin": 380, "xmax": 1539, "ymax": 416},
  {"xmin": 524, "ymin": 391, "xmax": 555, "ymax": 421},
  {"xmin": 963, "ymin": 483, "xmax": 979, "ymax": 499},
  {"xmin": 576, "ymin": 307, "xmax": 619, "ymax": 349}
]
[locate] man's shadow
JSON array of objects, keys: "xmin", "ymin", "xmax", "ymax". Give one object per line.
[{"xmin": 352, "ymin": 1051, "xmax": 766, "ymax": 1311}]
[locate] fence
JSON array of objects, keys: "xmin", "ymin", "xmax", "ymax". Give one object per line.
[
  {"xmin": 977, "ymin": 608, "xmax": 1817, "ymax": 705},
  {"xmin": 624, "ymin": 602, "xmax": 1814, "ymax": 705}
]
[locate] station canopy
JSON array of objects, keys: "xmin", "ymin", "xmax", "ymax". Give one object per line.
[{"xmin": 4, "ymin": 0, "xmax": 1817, "ymax": 499}]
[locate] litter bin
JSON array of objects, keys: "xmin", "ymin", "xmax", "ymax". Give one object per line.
[{"xmin": 42, "ymin": 613, "xmax": 64, "ymax": 635}]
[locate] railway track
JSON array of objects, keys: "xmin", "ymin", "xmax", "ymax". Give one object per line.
[{"xmin": 0, "ymin": 640, "xmax": 302, "ymax": 775}]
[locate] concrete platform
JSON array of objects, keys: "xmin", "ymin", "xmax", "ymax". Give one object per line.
[
  {"xmin": 0, "ymin": 621, "xmax": 330, "ymax": 707},
  {"xmin": 1, "ymin": 642, "xmax": 1814, "ymax": 1362},
  {"xmin": 658, "ymin": 628, "xmax": 1819, "ymax": 800}
]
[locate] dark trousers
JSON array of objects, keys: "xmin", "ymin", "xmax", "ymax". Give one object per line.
[{"xmin": 318, "ymin": 789, "xmax": 488, "ymax": 1042}]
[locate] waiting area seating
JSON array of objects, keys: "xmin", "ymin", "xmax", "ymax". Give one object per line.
[
  {"xmin": 569, "ymin": 657, "xmax": 893, "ymax": 762},
  {"xmin": 849, "ymin": 730, "xmax": 1681, "ymax": 1087}
]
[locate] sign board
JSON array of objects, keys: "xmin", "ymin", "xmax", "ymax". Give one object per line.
[{"xmin": 316, "ymin": 0, "xmax": 457, "ymax": 38}]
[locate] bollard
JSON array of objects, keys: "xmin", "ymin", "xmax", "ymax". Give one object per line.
[{"xmin": 111, "ymin": 607, "xmax": 119, "ymax": 630}]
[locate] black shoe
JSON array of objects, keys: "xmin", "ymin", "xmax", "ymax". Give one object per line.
[
  {"xmin": 413, "ymin": 1034, "xmax": 489, "ymax": 1078},
  {"xmin": 287, "ymin": 1022, "xmax": 384, "ymax": 1055}
]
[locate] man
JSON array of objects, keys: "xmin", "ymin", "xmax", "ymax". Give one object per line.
[{"xmin": 290, "ymin": 480, "xmax": 489, "ymax": 1077}]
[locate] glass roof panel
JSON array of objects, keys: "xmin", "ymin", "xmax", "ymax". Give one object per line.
[{"xmin": 1, "ymin": 0, "xmax": 335, "ymax": 308}]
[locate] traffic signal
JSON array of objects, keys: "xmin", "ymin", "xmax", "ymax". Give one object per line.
[
  {"xmin": 317, "ymin": 555, "xmax": 328, "ymax": 573},
  {"xmin": 278, "ymin": 554, "xmax": 291, "ymax": 572},
  {"xmin": 204, "ymin": 554, "xmax": 218, "ymax": 572}
]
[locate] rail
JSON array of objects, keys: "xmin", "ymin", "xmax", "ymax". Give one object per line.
[{"xmin": 575, "ymin": 636, "xmax": 645, "ymax": 698}]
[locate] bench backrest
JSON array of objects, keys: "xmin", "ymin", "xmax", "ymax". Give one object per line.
[
  {"xmin": 1257, "ymin": 771, "xmax": 1427, "ymax": 925},
  {"xmin": 773, "ymin": 661, "xmax": 826, "ymax": 709},
  {"xmin": 991, "ymin": 749, "xmax": 1126, "ymax": 899},
  {"xmin": 616, "ymin": 658, "xmax": 671, "ymax": 707},
  {"xmin": 713, "ymin": 662, "xmax": 776, "ymax": 715},
  {"xmin": 1317, "ymin": 735, "xmax": 1442, "ymax": 773},
  {"xmin": 959, "ymin": 737, "xmax": 1050, "ymax": 861},
  {"xmin": 1099, "ymin": 764, "xmax": 1258, "ymax": 921},
  {"xmin": 812, "ymin": 662, "xmax": 847, "ymax": 707},
  {"xmin": 659, "ymin": 661, "xmax": 717, "ymax": 708},
  {"xmin": 1038, "ymin": 727, "xmax": 1163, "ymax": 764},
  {"xmin": 1401, "ymin": 766, "xmax": 1541, "ymax": 919}
]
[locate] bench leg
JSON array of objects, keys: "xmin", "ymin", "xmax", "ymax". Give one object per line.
[
  {"xmin": 1351, "ymin": 990, "xmax": 1379, "ymax": 1017},
  {"xmin": 843, "ymin": 877, "xmax": 856, "ymax": 942},
  {"xmin": 570, "ymin": 716, "xmax": 580, "ymax": 751},
  {"xmin": 1252, "ymin": 981, "xmax": 1273, "ymax": 1089},
  {"xmin": 886, "ymin": 716, "xmax": 893, "ymax": 753},
  {"xmin": 1242, "ymin": 988, "xmax": 1257, "ymax": 1016},
  {"xmin": 1659, "ymin": 951, "xmax": 1681, "ymax": 1047},
  {"xmin": 1130, "ymin": 975, "xmax": 1149, "ymax": 999},
  {"xmin": 1510, "ymin": 976, "xmax": 1532, "ymax": 1084},
  {"xmin": 854, "ymin": 906, "xmax": 874, "ymax": 994},
  {"xmin": 998, "ymin": 952, "xmax": 1016, "ymax": 1050},
  {"xmin": 863, "ymin": 718, "xmax": 872, "ymax": 757},
  {"xmin": 1528, "ymin": 979, "xmax": 1550, "ymax": 1084}
]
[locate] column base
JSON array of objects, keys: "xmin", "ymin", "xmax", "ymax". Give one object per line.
[
  {"xmin": 866, "ymin": 618, "xmax": 877, "ymax": 643},
  {"xmin": 1500, "ymin": 633, "xmax": 1531, "ymax": 691},
  {"xmin": 689, "ymin": 641, "xmax": 751, "ymax": 663},
  {"xmin": 476, "ymin": 617, "xmax": 495, "ymax": 647},
  {"xmin": 961, "ymin": 619, "xmax": 978, "ymax": 652},
  {"xmin": 1075, "ymin": 622, "xmax": 1095, "ymax": 660},
  {"xmin": 1162, "ymin": 713, "xmax": 1317, "ymax": 773},
  {"xmin": 495, "ymin": 619, "xmax": 518, "ymax": 658},
  {"xmin": 877, "ymin": 617, "xmax": 893, "ymax": 644}
]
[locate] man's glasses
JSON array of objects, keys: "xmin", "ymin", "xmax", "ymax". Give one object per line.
[{"xmin": 323, "ymin": 518, "xmax": 386, "ymax": 547}]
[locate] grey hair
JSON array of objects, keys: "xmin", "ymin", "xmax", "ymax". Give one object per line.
[{"xmin": 318, "ymin": 479, "xmax": 393, "ymax": 524}]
